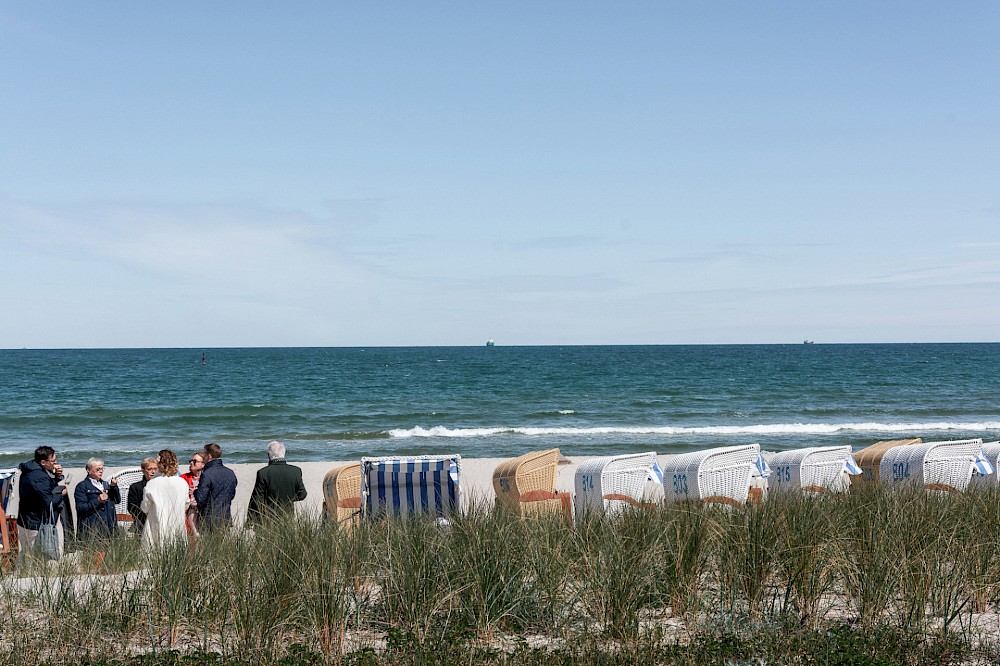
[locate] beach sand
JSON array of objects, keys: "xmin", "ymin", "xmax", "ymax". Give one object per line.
[{"xmin": 7, "ymin": 455, "xmax": 680, "ymax": 527}]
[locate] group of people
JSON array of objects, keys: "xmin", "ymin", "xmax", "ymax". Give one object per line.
[{"xmin": 14, "ymin": 440, "xmax": 307, "ymax": 562}]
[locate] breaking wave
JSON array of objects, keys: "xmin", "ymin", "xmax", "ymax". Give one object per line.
[{"xmin": 388, "ymin": 422, "xmax": 1000, "ymax": 438}]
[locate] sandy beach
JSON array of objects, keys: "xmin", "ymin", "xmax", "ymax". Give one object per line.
[{"xmin": 6, "ymin": 454, "xmax": 683, "ymax": 527}]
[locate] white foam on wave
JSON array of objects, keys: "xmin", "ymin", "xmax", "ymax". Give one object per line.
[
  {"xmin": 558, "ymin": 410, "xmax": 576, "ymax": 415},
  {"xmin": 388, "ymin": 421, "xmax": 1000, "ymax": 438}
]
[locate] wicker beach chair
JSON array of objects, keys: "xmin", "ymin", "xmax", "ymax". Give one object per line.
[
  {"xmin": 768, "ymin": 446, "xmax": 861, "ymax": 494},
  {"xmin": 661, "ymin": 444, "xmax": 761, "ymax": 506},
  {"xmin": 493, "ymin": 448, "xmax": 572, "ymax": 521},
  {"xmin": 0, "ymin": 469, "xmax": 15, "ymax": 571},
  {"xmin": 878, "ymin": 438, "xmax": 984, "ymax": 493},
  {"xmin": 0, "ymin": 506, "xmax": 13, "ymax": 572},
  {"xmin": 322, "ymin": 462, "xmax": 362, "ymax": 526},
  {"xmin": 0, "ymin": 468, "xmax": 15, "ymax": 514},
  {"xmin": 574, "ymin": 452, "xmax": 661, "ymax": 519},
  {"xmin": 970, "ymin": 442, "xmax": 1000, "ymax": 487},
  {"xmin": 361, "ymin": 454, "xmax": 461, "ymax": 519},
  {"xmin": 851, "ymin": 438, "xmax": 922, "ymax": 487},
  {"xmin": 110, "ymin": 468, "xmax": 143, "ymax": 527}
]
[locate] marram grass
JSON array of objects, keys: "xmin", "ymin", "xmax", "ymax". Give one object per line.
[{"xmin": 2, "ymin": 486, "xmax": 1000, "ymax": 665}]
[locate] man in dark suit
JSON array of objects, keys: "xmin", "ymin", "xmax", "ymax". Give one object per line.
[
  {"xmin": 127, "ymin": 458, "xmax": 158, "ymax": 533},
  {"xmin": 193, "ymin": 442, "xmax": 238, "ymax": 531},
  {"xmin": 247, "ymin": 441, "xmax": 308, "ymax": 525}
]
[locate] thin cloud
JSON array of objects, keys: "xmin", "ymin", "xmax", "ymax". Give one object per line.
[
  {"xmin": 2, "ymin": 199, "xmax": 372, "ymax": 298},
  {"xmin": 506, "ymin": 235, "xmax": 605, "ymax": 251}
]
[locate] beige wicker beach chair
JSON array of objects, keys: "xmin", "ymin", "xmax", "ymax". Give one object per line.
[
  {"xmin": 322, "ymin": 462, "xmax": 362, "ymax": 527},
  {"xmin": 851, "ymin": 438, "xmax": 921, "ymax": 487},
  {"xmin": 0, "ymin": 507, "xmax": 14, "ymax": 573},
  {"xmin": 878, "ymin": 438, "xmax": 983, "ymax": 493},
  {"xmin": 493, "ymin": 448, "xmax": 571, "ymax": 521}
]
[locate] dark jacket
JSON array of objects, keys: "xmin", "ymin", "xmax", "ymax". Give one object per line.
[
  {"xmin": 16, "ymin": 460, "xmax": 65, "ymax": 530},
  {"xmin": 127, "ymin": 478, "xmax": 150, "ymax": 532},
  {"xmin": 193, "ymin": 459, "xmax": 238, "ymax": 529},
  {"xmin": 74, "ymin": 478, "xmax": 121, "ymax": 539},
  {"xmin": 247, "ymin": 460, "xmax": 307, "ymax": 523}
]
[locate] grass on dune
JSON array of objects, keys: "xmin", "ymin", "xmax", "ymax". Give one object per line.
[{"xmin": 2, "ymin": 485, "xmax": 1000, "ymax": 665}]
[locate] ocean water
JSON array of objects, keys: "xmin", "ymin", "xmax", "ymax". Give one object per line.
[{"xmin": 1, "ymin": 344, "xmax": 998, "ymax": 467}]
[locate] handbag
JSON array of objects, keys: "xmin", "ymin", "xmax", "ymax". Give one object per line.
[{"xmin": 34, "ymin": 506, "xmax": 60, "ymax": 560}]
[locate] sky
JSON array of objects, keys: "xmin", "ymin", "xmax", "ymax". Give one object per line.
[{"xmin": 1, "ymin": 2, "xmax": 998, "ymax": 347}]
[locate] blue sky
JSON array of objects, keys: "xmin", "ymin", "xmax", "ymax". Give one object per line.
[{"xmin": 1, "ymin": 2, "xmax": 998, "ymax": 347}]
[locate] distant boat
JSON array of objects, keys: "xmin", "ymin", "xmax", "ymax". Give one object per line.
[
  {"xmin": 803, "ymin": 340, "xmax": 815, "ymax": 345},
  {"xmin": 486, "ymin": 338, "xmax": 495, "ymax": 347}
]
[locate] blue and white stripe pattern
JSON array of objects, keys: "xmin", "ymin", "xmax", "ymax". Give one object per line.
[
  {"xmin": 754, "ymin": 453, "xmax": 771, "ymax": 478},
  {"xmin": 362, "ymin": 455, "xmax": 461, "ymax": 518},
  {"xmin": 843, "ymin": 455, "xmax": 863, "ymax": 476},
  {"xmin": 0, "ymin": 469, "xmax": 15, "ymax": 513},
  {"xmin": 973, "ymin": 452, "xmax": 995, "ymax": 476},
  {"xmin": 648, "ymin": 460, "xmax": 664, "ymax": 485}
]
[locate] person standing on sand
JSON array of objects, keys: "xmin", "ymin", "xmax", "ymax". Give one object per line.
[
  {"xmin": 73, "ymin": 458, "xmax": 121, "ymax": 542},
  {"xmin": 17, "ymin": 446, "xmax": 68, "ymax": 561},
  {"xmin": 140, "ymin": 449, "xmax": 189, "ymax": 550},
  {"xmin": 127, "ymin": 458, "xmax": 158, "ymax": 533},
  {"xmin": 193, "ymin": 443, "xmax": 237, "ymax": 531},
  {"xmin": 247, "ymin": 441, "xmax": 307, "ymax": 525},
  {"xmin": 180, "ymin": 451, "xmax": 205, "ymax": 537}
]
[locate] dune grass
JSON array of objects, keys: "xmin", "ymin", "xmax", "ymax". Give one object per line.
[{"xmin": 2, "ymin": 485, "xmax": 1000, "ymax": 664}]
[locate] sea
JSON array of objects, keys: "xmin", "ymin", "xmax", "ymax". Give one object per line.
[{"xmin": 1, "ymin": 344, "xmax": 998, "ymax": 468}]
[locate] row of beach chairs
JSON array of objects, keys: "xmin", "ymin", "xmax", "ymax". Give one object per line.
[
  {"xmin": 2, "ymin": 439, "xmax": 997, "ymax": 530},
  {"xmin": 318, "ymin": 438, "xmax": 999, "ymax": 526}
]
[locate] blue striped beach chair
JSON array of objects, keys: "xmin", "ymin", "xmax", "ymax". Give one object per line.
[{"xmin": 361, "ymin": 455, "xmax": 461, "ymax": 519}]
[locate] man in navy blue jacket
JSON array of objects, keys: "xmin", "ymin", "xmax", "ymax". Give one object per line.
[
  {"xmin": 74, "ymin": 457, "xmax": 121, "ymax": 541},
  {"xmin": 17, "ymin": 446, "xmax": 68, "ymax": 561},
  {"xmin": 193, "ymin": 442, "xmax": 238, "ymax": 531}
]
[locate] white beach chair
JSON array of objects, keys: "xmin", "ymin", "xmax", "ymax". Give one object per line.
[
  {"xmin": 878, "ymin": 438, "xmax": 984, "ymax": 493},
  {"xmin": 0, "ymin": 468, "xmax": 16, "ymax": 514},
  {"xmin": 574, "ymin": 452, "xmax": 661, "ymax": 518},
  {"xmin": 661, "ymin": 444, "xmax": 761, "ymax": 506},
  {"xmin": 361, "ymin": 454, "xmax": 461, "ymax": 519},
  {"xmin": 110, "ymin": 468, "xmax": 144, "ymax": 527},
  {"xmin": 969, "ymin": 441, "xmax": 1000, "ymax": 487},
  {"xmin": 768, "ymin": 446, "xmax": 862, "ymax": 494}
]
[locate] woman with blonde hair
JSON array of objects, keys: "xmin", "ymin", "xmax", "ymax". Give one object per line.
[{"xmin": 140, "ymin": 449, "xmax": 189, "ymax": 550}]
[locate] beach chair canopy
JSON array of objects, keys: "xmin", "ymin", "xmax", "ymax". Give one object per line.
[
  {"xmin": 322, "ymin": 462, "xmax": 362, "ymax": 524},
  {"xmin": 361, "ymin": 455, "xmax": 461, "ymax": 518},
  {"xmin": 493, "ymin": 448, "xmax": 561, "ymax": 510},
  {"xmin": 110, "ymin": 468, "xmax": 143, "ymax": 523},
  {"xmin": 768, "ymin": 445, "xmax": 861, "ymax": 493},
  {"xmin": 878, "ymin": 438, "xmax": 983, "ymax": 492},
  {"xmin": 661, "ymin": 444, "xmax": 760, "ymax": 506},
  {"xmin": 574, "ymin": 452, "xmax": 661, "ymax": 517},
  {"xmin": 0, "ymin": 468, "xmax": 16, "ymax": 514}
]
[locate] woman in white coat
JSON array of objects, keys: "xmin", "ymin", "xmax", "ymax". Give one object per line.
[{"xmin": 140, "ymin": 449, "xmax": 189, "ymax": 550}]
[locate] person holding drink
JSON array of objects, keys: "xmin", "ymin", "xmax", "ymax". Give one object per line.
[{"xmin": 74, "ymin": 458, "xmax": 121, "ymax": 541}]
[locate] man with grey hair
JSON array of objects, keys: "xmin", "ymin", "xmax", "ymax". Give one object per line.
[
  {"xmin": 73, "ymin": 457, "xmax": 120, "ymax": 541},
  {"xmin": 247, "ymin": 440, "xmax": 307, "ymax": 525}
]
